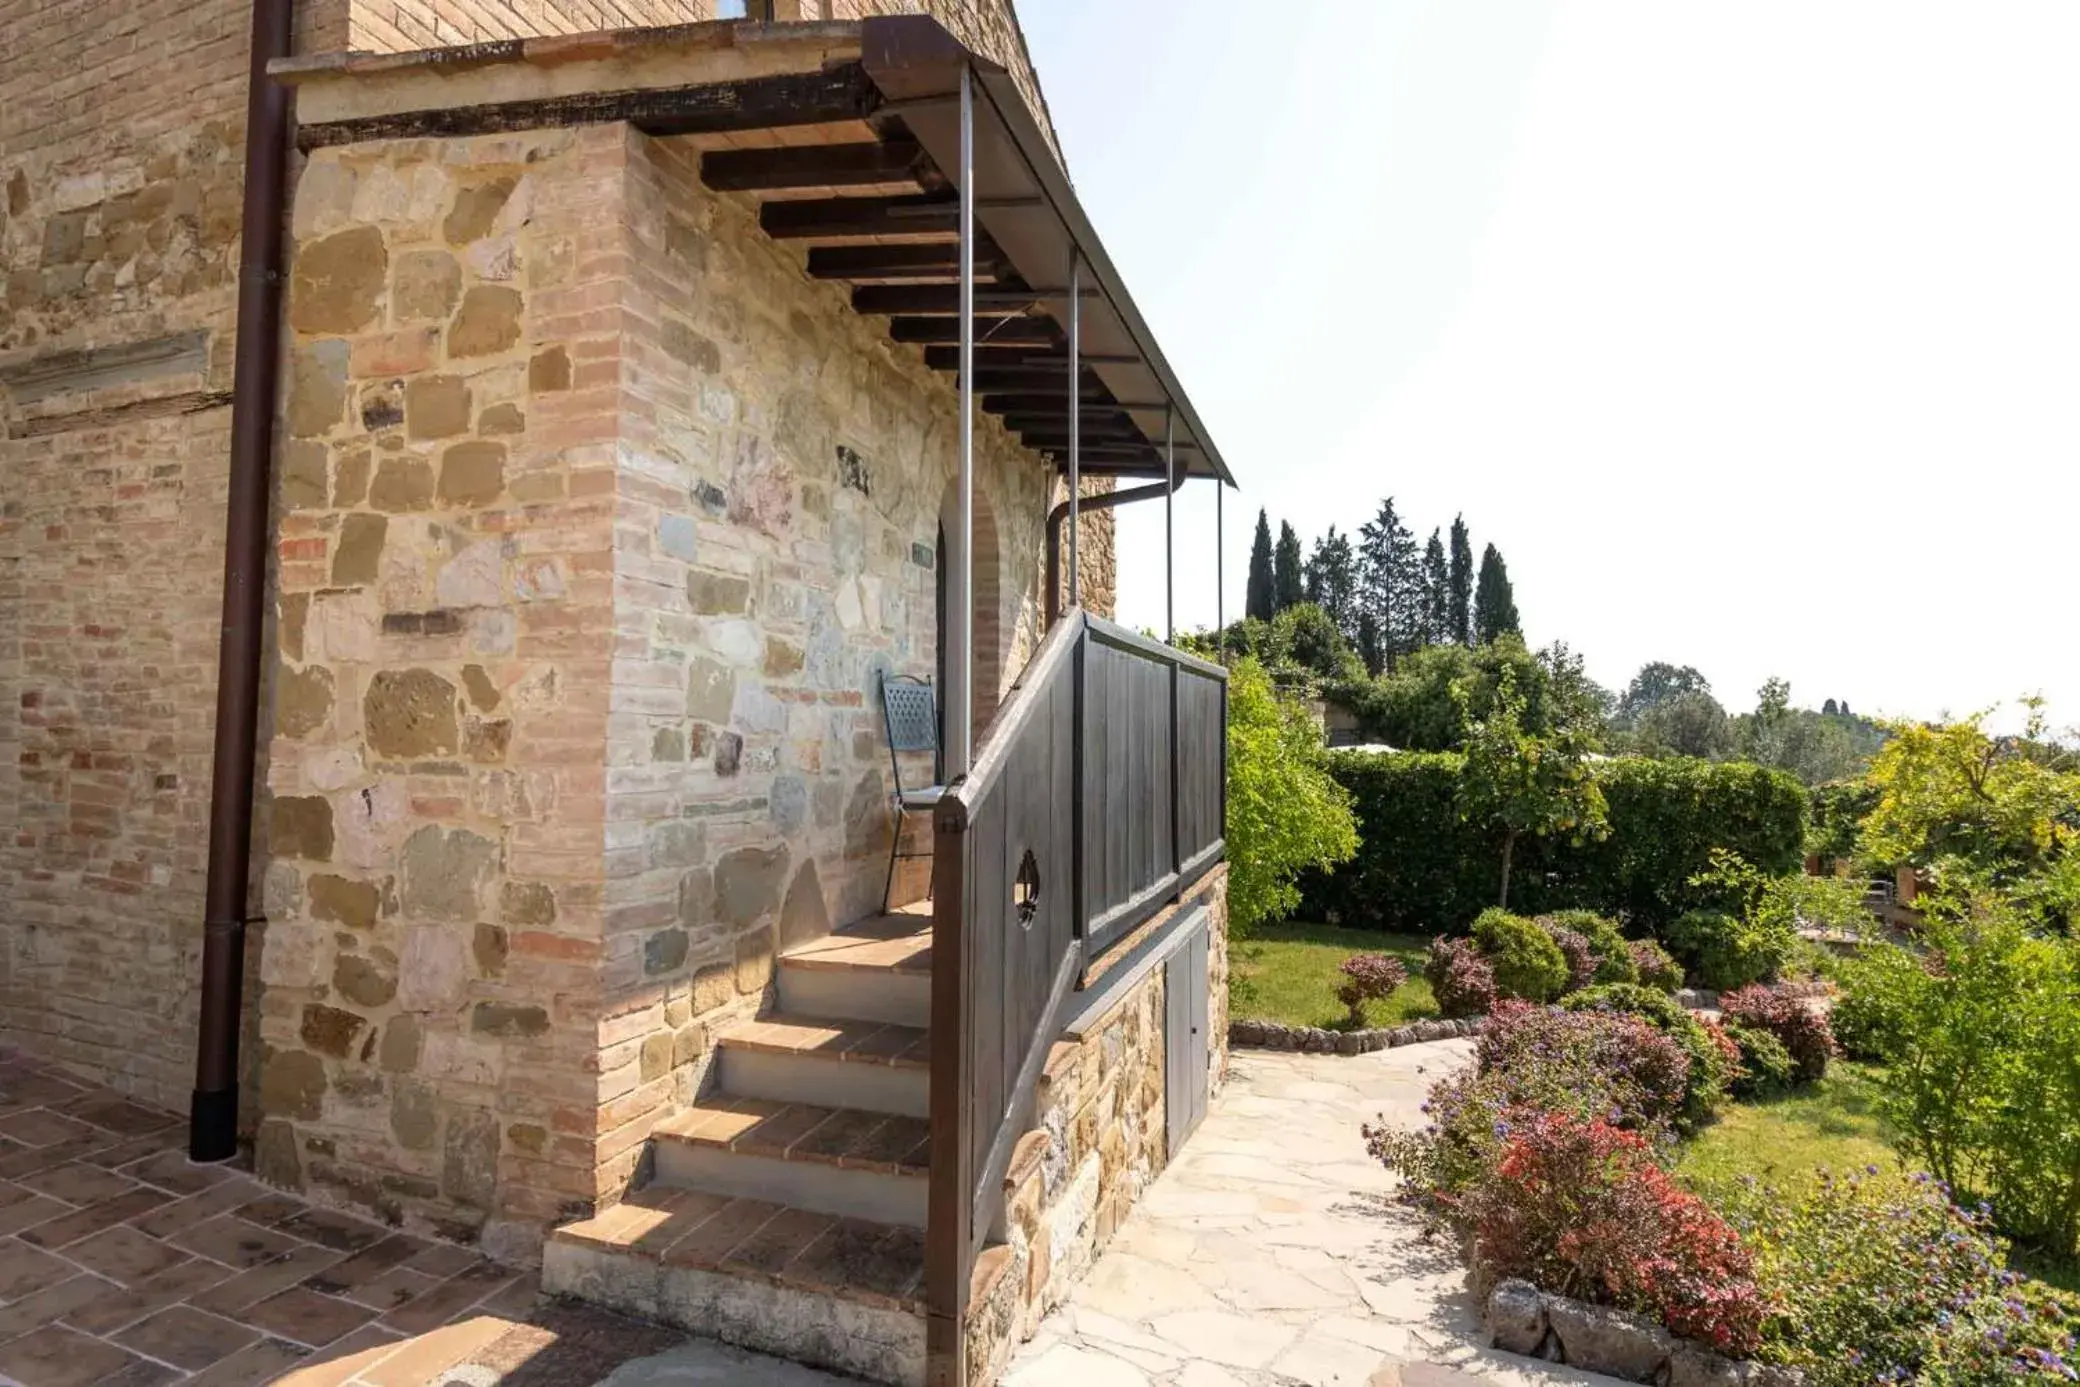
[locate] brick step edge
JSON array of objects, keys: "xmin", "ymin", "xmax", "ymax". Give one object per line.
[
  {"xmin": 1486, "ymin": 1278, "xmax": 1806, "ymax": 1387},
  {"xmin": 1227, "ymin": 1015, "xmax": 1483, "ymax": 1055}
]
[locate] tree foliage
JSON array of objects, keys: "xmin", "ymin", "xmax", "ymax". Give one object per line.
[
  {"xmin": 1447, "ymin": 514, "xmax": 1474, "ymax": 646},
  {"xmin": 1472, "ymin": 543, "xmax": 1521, "ymax": 644},
  {"xmin": 1223, "ymin": 657, "xmax": 1358, "ymax": 932},
  {"xmin": 1358, "ymin": 497, "xmax": 1423, "ymax": 669},
  {"xmin": 1245, "ymin": 508, "xmax": 1275, "ymax": 622},
  {"xmin": 1421, "ymin": 529, "xmax": 1450, "ymax": 646},
  {"xmin": 1328, "ymin": 635, "xmax": 1606, "ymax": 754},
  {"xmin": 1273, "ymin": 520, "xmax": 1305, "ymax": 613},
  {"xmin": 1458, "ymin": 668, "xmax": 1609, "ymax": 907}
]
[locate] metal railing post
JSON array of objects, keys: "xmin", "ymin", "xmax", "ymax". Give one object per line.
[
  {"xmin": 947, "ymin": 64, "xmax": 975, "ymax": 779},
  {"xmin": 1166, "ymin": 408, "xmax": 1181, "ymax": 898},
  {"xmin": 1066, "ymin": 251, "xmax": 1081, "ymax": 612}
]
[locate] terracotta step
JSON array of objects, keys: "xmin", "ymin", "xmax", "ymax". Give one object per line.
[
  {"xmin": 544, "ymin": 1186, "xmax": 925, "ymax": 1386},
  {"xmin": 649, "ymin": 1098, "xmax": 929, "ymax": 1226},
  {"xmin": 716, "ymin": 1013, "xmax": 930, "ymax": 1119},
  {"xmin": 778, "ymin": 911, "xmax": 933, "ymax": 1028}
]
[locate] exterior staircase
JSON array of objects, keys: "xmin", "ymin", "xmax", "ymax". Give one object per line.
[{"xmin": 543, "ymin": 904, "xmax": 940, "ymax": 1387}]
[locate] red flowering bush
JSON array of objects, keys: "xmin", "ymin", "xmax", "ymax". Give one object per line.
[
  {"xmin": 1425, "ymin": 936, "xmax": 1497, "ymax": 1019},
  {"xmin": 1463, "ymin": 1111, "xmax": 1766, "ymax": 1356},
  {"xmin": 1334, "ymin": 953, "xmax": 1409, "ymax": 1027},
  {"xmin": 1477, "ymin": 1001, "xmax": 1692, "ymax": 1132},
  {"xmin": 1719, "ymin": 985, "xmax": 1835, "ymax": 1085}
]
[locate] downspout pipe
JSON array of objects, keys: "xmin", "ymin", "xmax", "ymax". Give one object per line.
[
  {"xmin": 1045, "ymin": 469, "xmax": 1187, "ymax": 627},
  {"xmin": 192, "ymin": 0, "xmax": 295, "ymax": 1163}
]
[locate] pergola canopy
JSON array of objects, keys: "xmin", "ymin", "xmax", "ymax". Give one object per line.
[{"xmin": 277, "ymin": 15, "xmax": 1236, "ymax": 487}]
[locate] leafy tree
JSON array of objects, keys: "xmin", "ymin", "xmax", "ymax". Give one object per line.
[
  {"xmin": 1359, "ymin": 498, "xmax": 1422, "ymax": 668},
  {"xmin": 1632, "ymin": 690, "xmax": 1734, "ymax": 760},
  {"xmin": 1472, "ymin": 543, "xmax": 1520, "ymax": 644},
  {"xmin": 1448, "ymin": 514, "xmax": 1474, "ymax": 645},
  {"xmin": 1616, "ymin": 662, "xmax": 1714, "ymax": 727},
  {"xmin": 1245, "ymin": 509, "xmax": 1275, "ymax": 621},
  {"xmin": 1355, "ymin": 610, "xmax": 1384, "ymax": 678},
  {"xmin": 1457, "ymin": 668, "xmax": 1608, "ymax": 907},
  {"xmin": 1271, "ymin": 602, "xmax": 1362, "ymax": 682},
  {"xmin": 1421, "ymin": 529, "xmax": 1450, "ymax": 645},
  {"xmin": 1303, "ymin": 526, "xmax": 1358, "ymax": 635},
  {"xmin": 1858, "ymin": 703, "xmax": 2079, "ymax": 925},
  {"xmin": 1821, "ymin": 698, "xmax": 1839, "ymax": 717},
  {"xmin": 1273, "ymin": 520, "xmax": 1305, "ymax": 613},
  {"xmin": 1334, "ymin": 635, "xmax": 1605, "ymax": 754},
  {"xmin": 1225, "ymin": 657, "xmax": 1358, "ymax": 931}
]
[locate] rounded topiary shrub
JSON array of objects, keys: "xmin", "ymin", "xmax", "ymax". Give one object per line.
[
  {"xmin": 1425, "ymin": 936, "xmax": 1497, "ymax": 1019},
  {"xmin": 1719, "ymin": 985, "xmax": 1835, "ymax": 1085},
  {"xmin": 1627, "ymin": 938, "xmax": 1684, "ymax": 993},
  {"xmin": 1563, "ymin": 983, "xmax": 1729, "ymax": 1125},
  {"xmin": 1472, "ymin": 908, "xmax": 1570, "ymax": 1003},
  {"xmin": 1664, "ymin": 909, "xmax": 1795, "ymax": 992},
  {"xmin": 1722, "ymin": 1021, "xmax": 1796, "ymax": 1097},
  {"xmin": 1543, "ymin": 909, "xmax": 1638, "ymax": 986}
]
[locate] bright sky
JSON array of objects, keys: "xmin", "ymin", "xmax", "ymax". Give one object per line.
[{"xmin": 1018, "ymin": 1, "xmax": 2080, "ymax": 731}]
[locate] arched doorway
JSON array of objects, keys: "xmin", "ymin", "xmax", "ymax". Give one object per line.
[{"xmin": 936, "ymin": 481, "xmax": 1001, "ymax": 756}]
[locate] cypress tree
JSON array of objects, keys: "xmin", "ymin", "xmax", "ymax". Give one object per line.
[
  {"xmin": 1273, "ymin": 521, "xmax": 1305, "ymax": 612},
  {"xmin": 1472, "ymin": 543, "xmax": 1521, "ymax": 644},
  {"xmin": 1358, "ymin": 498, "xmax": 1421, "ymax": 669},
  {"xmin": 1448, "ymin": 514, "xmax": 1474, "ymax": 644},
  {"xmin": 1422, "ymin": 529, "xmax": 1449, "ymax": 645},
  {"xmin": 1246, "ymin": 509, "xmax": 1275, "ymax": 621}
]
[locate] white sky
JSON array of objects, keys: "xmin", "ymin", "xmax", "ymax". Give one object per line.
[{"xmin": 1018, "ymin": 1, "xmax": 2080, "ymax": 730}]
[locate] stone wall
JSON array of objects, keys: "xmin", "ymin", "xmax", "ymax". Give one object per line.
[{"xmin": 968, "ymin": 868, "xmax": 1230, "ymax": 1384}]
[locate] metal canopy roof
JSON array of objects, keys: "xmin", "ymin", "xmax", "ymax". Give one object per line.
[{"xmin": 279, "ymin": 15, "xmax": 1235, "ymax": 488}]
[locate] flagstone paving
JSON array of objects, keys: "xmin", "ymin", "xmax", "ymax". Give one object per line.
[{"xmin": 999, "ymin": 1040, "xmax": 1616, "ymax": 1387}]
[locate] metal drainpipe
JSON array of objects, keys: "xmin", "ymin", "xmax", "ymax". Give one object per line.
[
  {"xmin": 192, "ymin": 0, "xmax": 295, "ymax": 1163},
  {"xmin": 1044, "ymin": 468, "xmax": 1187, "ymax": 628}
]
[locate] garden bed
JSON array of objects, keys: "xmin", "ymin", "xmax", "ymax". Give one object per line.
[{"xmin": 1228, "ymin": 921, "xmax": 1439, "ymax": 1029}]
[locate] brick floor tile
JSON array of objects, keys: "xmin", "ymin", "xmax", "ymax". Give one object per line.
[
  {"xmin": 59, "ymin": 1096, "xmax": 179, "ymax": 1139},
  {"xmin": 271, "ymin": 1323, "xmax": 405, "ymax": 1387},
  {"xmin": 242, "ymin": 1285, "xmax": 378, "ymax": 1347},
  {"xmin": 275, "ymin": 1204, "xmax": 388, "ymax": 1254},
  {"xmin": 181, "ymin": 1335, "xmax": 311, "ymax": 1386},
  {"xmin": 300, "ymin": 1233, "xmax": 424, "ymax": 1295},
  {"xmin": 116, "ymin": 1302, "xmax": 262, "ymax": 1370},
  {"xmin": 0, "ymin": 1071, "xmax": 92, "ymax": 1110},
  {"xmin": 0, "ymin": 1192, "xmax": 69, "ymax": 1238},
  {"xmin": 80, "ymin": 1132, "xmax": 184, "ymax": 1172},
  {"xmin": 169, "ymin": 1211, "xmax": 305, "ymax": 1268},
  {"xmin": 0, "ymin": 1135, "xmax": 109, "ymax": 1181},
  {"xmin": 341, "ymin": 1263, "xmax": 439, "ymax": 1312},
  {"xmin": 378, "ymin": 1260, "xmax": 513, "ymax": 1336},
  {"xmin": 0, "ymin": 1273, "xmax": 124, "ymax": 1340},
  {"xmin": 400, "ymin": 1241, "xmax": 481, "ymax": 1278},
  {"xmin": 118, "ymin": 1148, "xmax": 235, "ymax": 1198},
  {"xmin": 474, "ymin": 1274, "xmax": 542, "ymax": 1320},
  {"xmin": 0, "ymin": 1110, "xmax": 97, "ymax": 1148},
  {"xmin": 130, "ymin": 1175, "xmax": 266, "ymax": 1241},
  {"xmin": 0, "ymin": 1237, "xmax": 74, "ymax": 1298},
  {"xmin": 230, "ymin": 1193, "xmax": 307, "ymax": 1230},
  {"xmin": 358, "ymin": 1312, "xmax": 518, "ymax": 1386},
  {"xmin": 19, "ymin": 1160, "xmax": 143, "ymax": 1206},
  {"xmin": 60, "ymin": 1222, "xmax": 193, "ymax": 1286},
  {"xmin": 16, "ymin": 1187, "xmax": 169, "ymax": 1249},
  {"xmin": 60, "ymin": 1255, "xmax": 235, "ymax": 1334},
  {"xmin": 188, "ymin": 1243, "xmax": 346, "ymax": 1316},
  {"xmin": 0, "ymin": 1323, "xmax": 178, "ymax": 1386}
]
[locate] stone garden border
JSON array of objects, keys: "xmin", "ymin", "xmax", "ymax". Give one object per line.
[
  {"xmin": 1226, "ymin": 1015, "xmax": 1483, "ymax": 1054},
  {"xmin": 1486, "ymin": 1278, "xmax": 1804, "ymax": 1387}
]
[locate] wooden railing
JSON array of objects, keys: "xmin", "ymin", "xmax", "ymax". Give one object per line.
[{"xmin": 924, "ymin": 608, "xmax": 1227, "ymax": 1385}]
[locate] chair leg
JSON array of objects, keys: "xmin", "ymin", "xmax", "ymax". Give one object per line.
[{"xmin": 882, "ymin": 804, "xmax": 902, "ymax": 915}]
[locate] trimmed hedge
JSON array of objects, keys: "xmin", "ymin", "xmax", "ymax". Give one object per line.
[{"xmin": 1297, "ymin": 753, "xmax": 1806, "ymax": 934}]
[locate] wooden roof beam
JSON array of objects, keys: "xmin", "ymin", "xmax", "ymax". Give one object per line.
[{"xmin": 702, "ymin": 139, "xmax": 934, "ymax": 192}]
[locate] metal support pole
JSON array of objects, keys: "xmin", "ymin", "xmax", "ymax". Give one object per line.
[
  {"xmin": 1066, "ymin": 252, "xmax": 1081, "ymax": 612},
  {"xmin": 1216, "ymin": 479, "xmax": 1224, "ymax": 660},
  {"xmin": 1164, "ymin": 406, "xmax": 1175, "ymax": 644},
  {"xmin": 948, "ymin": 65, "xmax": 975, "ymax": 778}
]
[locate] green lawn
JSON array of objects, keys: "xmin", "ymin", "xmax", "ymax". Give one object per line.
[
  {"xmin": 1676, "ymin": 1061, "xmax": 1899, "ymax": 1194},
  {"xmin": 1231, "ymin": 921, "xmax": 1441, "ymax": 1029}
]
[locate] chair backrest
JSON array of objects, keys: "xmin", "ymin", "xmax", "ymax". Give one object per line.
[{"xmin": 882, "ymin": 676, "xmax": 939, "ymax": 756}]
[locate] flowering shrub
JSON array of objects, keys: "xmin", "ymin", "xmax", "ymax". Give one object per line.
[
  {"xmin": 1478, "ymin": 1001, "xmax": 1692, "ymax": 1131},
  {"xmin": 1424, "ymin": 936, "xmax": 1497, "ymax": 1019},
  {"xmin": 1720, "ymin": 1021, "xmax": 1795, "ymax": 1097},
  {"xmin": 1544, "ymin": 910, "xmax": 1640, "ymax": 986},
  {"xmin": 1665, "ymin": 908, "xmax": 1795, "ymax": 992},
  {"xmin": 1461, "ymin": 1111, "xmax": 1765, "ymax": 1356},
  {"xmin": 1628, "ymin": 938, "xmax": 1684, "ymax": 993},
  {"xmin": 1562, "ymin": 983, "xmax": 1730, "ymax": 1127},
  {"xmin": 1716, "ymin": 1169, "xmax": 2080, "ymax": 1385},
  {"xmin": 1473, "ymin": 908, "xmax": 1570, "ymax": 1002},
  {"xmin": 1719, "ymin": 985, "xmax": 1834, "ymax": 1085},
  {"xmin": 1334, "ymin": 953, "xmax": 1409, "ymax": 1028}
]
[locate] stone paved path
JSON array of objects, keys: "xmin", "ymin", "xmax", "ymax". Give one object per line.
[{"xmin": 999, "ymin": 1040, "xmax": 1615, "ymax": 1387}]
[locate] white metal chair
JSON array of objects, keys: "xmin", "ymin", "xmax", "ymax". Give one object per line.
[{"xmin": 880, "ymin": 675, "xmax": 944, "ymax": 913}]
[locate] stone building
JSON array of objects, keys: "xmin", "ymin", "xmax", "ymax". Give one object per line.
[{"xmin": 2, "ymin": 2, "xmax": 1230, "ymax": 1383}]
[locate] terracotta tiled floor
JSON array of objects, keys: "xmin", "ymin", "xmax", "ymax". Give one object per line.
[{"xmin": 0, "ymin": 1048, "xmax": 695, "ymax": 1386}]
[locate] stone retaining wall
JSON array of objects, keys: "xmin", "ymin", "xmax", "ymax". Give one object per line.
[
  {"xmin": 1487, "ymin": 1279, "xmax": 1803, "ymax": 1387},
  {"xmin": 1228, "ymin": 1015, "xmax": 1483, "ymax": 1054}
]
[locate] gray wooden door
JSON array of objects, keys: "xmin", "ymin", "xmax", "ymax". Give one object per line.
[{"xmin": 1165, "ymin": 922, "xmax": 1210, "ymax": 1159}]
